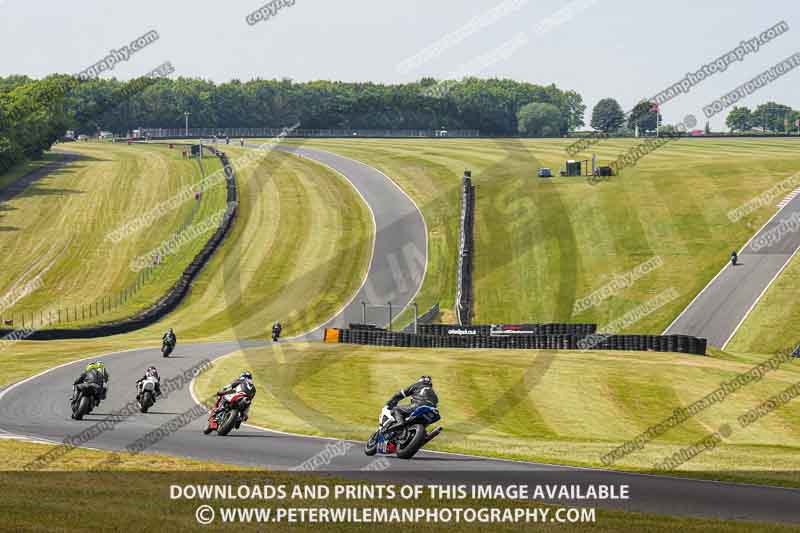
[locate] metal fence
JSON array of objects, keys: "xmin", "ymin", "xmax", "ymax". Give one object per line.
[{"xmin": 125, "ymin": 128, "xmax": 481, "ymax": 139}]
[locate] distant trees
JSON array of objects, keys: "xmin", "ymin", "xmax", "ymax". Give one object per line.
[
  {"xmin": 0, "ymin": 75, "xmax": 73, "ymax": 174},
  {"xmin": 627, "ymin": 100, "xmax": 661, "ymax": 133},
  {"xmin": 726, "ymin": 107, "xmax": 752, "ymax": 132},
  {"xmin": 0, "ymin": 75, "xmax": 591, "ymax": 172},
  {"xmin": 725, "ymin": 103, "xmax": 800, "ymax": 133},
  {"xmin": 2, "ymin": 76, "xmax": 585, "ymax": 138},
  {"xmin": 517, "ymin": 102, "xmax": 564, "ymax": 137},
  {"xmin": 752, "ymin": 102, "xmax": 794, "ymax": 132},
  {"xmin": 590, "ymin": 98, "xmax": 625, "ymax": 132}
]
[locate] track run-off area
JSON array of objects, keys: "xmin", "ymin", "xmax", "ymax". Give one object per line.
[{"xmin": 1, "ymin": 144, "xmax": 799, "ymax": 523}]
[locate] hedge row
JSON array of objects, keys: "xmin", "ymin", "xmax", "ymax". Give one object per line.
[
  {"xmin": 336, "ymin": 328, "xmax": 706, "ymax": 355},
  {"xmin": 418, "ymin": 323, "xmax": 597, "ymax": 337},
  {"xmin": 0, "ymin": 145, "xmax": 238, "ymax": 340}
]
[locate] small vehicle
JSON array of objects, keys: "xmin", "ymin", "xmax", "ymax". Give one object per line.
[
  {"xmin": 364, "ymin": 405, "xmax": 442, "ymax": 459},
  {"xmin": 538, "ymin": 167, "xmax": 552, "ymax": 178},
  {"xmin": 162, "ymin": 339, "xmax": 175, "ymax": 357},
  {"xmin": 203, "ymin": 390, "xmax": 252, "ymax": 436},
  {"xmin": 71, "ymin": 383, "xmax": 101, "ymax": 420},
  {"xmin": 137, "ymin": 376, "xmax": 159, "ymax": 413}
]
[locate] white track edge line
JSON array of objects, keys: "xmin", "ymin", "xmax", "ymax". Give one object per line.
[
  {"xmin": 662, "ymin": 194, "xmax": 800, "ymax": 335},
  {"xmin": 285, "ymin": 145, "xmax": 430, "ymax": 324},
  {"xmin": 267, "ymin": 147, "xmax": 378, "ymax": 341},
  {"xmin": 721, "ymin": 244, "xmax": 800, "ymax": 350}
]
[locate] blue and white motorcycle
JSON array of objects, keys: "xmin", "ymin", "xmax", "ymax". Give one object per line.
[{"xmin": 364, "ymin": 404, "xmax": 443, "ymax": 459}]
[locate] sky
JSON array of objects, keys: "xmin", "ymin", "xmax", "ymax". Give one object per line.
[{"xmin": 1, "ymin": 0, "xmax": 798, "ymax": 130}]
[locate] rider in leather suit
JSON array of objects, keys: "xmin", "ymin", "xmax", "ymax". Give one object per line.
[
  {"xmin": 73, "ymin": 361, "xmax": 109, "ymax": 408},
  {"xmin": 135, "ymin": 366, "xmax": 162, "ymax": 401},
  {"xmin": 215, "ymin": 372, "xmax": 257, "ymax": 427},
  {"xmin": 385, "ymin": 375, "xmax": 438, "ymax": 425}
]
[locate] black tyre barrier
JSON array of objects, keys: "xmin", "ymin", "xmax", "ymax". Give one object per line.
[
  {"xmin": 455, "ymin": 172, "xmax": 475, "ymax": 326},
  {"xmin": 334, "ymin": 328, "xmax": 706, "ymax": 355},
  {"xmin": 418, "ymin": 323, "xmax": 597, "ymax": 337},
  {"xmin": 0, "ymin": 146, "xmax": 238, "ymax": 340}
]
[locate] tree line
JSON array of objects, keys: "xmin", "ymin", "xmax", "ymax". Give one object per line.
[
  {"xmin": 589, "ymin": 96, "xmax": 799, "ymax": 135},
  {"xmin": 0, "ymin": 75, "xmax": 587, "ymax": 172},
  {"xmin": 0, "ymin": 74, "xmax": 157, "ymax": 174}
]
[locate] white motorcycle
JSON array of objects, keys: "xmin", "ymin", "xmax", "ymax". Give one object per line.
[{"xmin": 137, "ymin": 377, "xmax": 159, "ymax": 413}]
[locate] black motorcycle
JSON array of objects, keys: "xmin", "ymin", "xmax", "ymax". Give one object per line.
[
  {"xmin": 162, "ymin": 339, "xmax": 175, "ymax": 357},
  {"xmin": 365, "ymin": 405, "xmax": 442, "ymax": 459},
  {"xmin": 71, "ymin": 383, "xmax": 101, "ymax": 420}
]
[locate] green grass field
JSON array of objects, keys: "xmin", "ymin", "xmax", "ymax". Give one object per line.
[
  {"xmin": 4, "ymin": 138, "xmax": 800, "ymax": 532},
  {"xmin": 0, "ymin": 142, "xmax": 373, "ymax": 386},
  {"xmin": 0, "ymin": 152, "xmax": 65, "ymax": 192},
  {"xmin": 727, "ymin": 247, "xmax": 800, "ymax": 355},
  {"xmin": 196, "ymin": 342, "xmax": 800, "ymax": 487},
  {"xmin": 0, "ymin": 142, "xmax": 228, "ymax": 328},
  {"xmin": 267, "ymin": 138, "xmax": 800, "ymax": 342}
]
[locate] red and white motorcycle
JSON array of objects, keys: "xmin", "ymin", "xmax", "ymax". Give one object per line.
[{"xmin": 203, "ymin": 388, "xmax": 252, "ymax": 436}]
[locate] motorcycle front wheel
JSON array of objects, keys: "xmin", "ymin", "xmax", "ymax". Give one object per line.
[
  {"xmin": 140, "ymin": 391, "xmax": 153, "ymax": 413},
  {"xmin": 217, "ymin": 411, "xmax": 238, "ymax": 436},
  {"xmin": 364, "ymin": 432, "xmax": 379, "ymax": 456},
  {"xmin": 73, "ymin": 395, "xmax": 91, "ymax": 420}
]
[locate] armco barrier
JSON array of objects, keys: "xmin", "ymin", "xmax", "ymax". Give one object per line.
[
  {"xmin": 0, "ymin": 145, "xmax": 238, "ymax": 339},
  {"xmin": 419, "ymin": 323, "xmax": 597, "ymax": 337},
  {"xmin": 455, "ymin": 172, "xmax": 475, "ymax": 325},
  {"xmin": 329, "ymin": 328, "xmax": 706, "ymax": 355}
]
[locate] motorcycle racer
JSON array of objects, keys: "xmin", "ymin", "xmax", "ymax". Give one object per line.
[
  {"xmin": 213, "ymin": 371, "xmax": 256, "ymax": 427},
  {"xmin": 385, "ymin": 375, "xmax": 438, "ymax": 426},
  {"xmin": 135, "ymin": 366, "xmax": 162, "ymax": 401},
  {"xmin": 73, "ymin": 361, "xmax": 109, "ymax": 407}
]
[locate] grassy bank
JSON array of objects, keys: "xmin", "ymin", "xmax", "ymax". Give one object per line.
[{"xmin": 270, "ymin": 138, "xmax": 800, "ymax": 342}]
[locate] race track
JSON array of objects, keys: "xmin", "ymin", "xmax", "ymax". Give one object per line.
[
  {"xmin": 269, "ymin": 144, "xmax": 427, "ymax": 339},
  {"xmin": 2, "ymin": 341, "xmax": 798, "ymax": 523},
  {"xmin": 2, "ymin": 149, "xmax": 799, "ymax": 524},
  {"xmin": 664, "ymin": 192, "xmax": 800, "ymax": 348}
]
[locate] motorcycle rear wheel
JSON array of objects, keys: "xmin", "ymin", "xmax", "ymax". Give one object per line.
[{"xmin": 396, "ymin": 424, "xmax": 426, "ymax": 459}]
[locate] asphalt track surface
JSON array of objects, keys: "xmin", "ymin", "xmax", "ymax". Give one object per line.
[
  {"xmin": 664, "ymin": 192, "xmax": 800, "ymax": 348},
  {"xmin": 2, "ymin": 148, "xmax": 799, "ymax": 524},
  {"xmin": 267, "ymin": 144, "xmax": 427, "ymax": 339}
]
